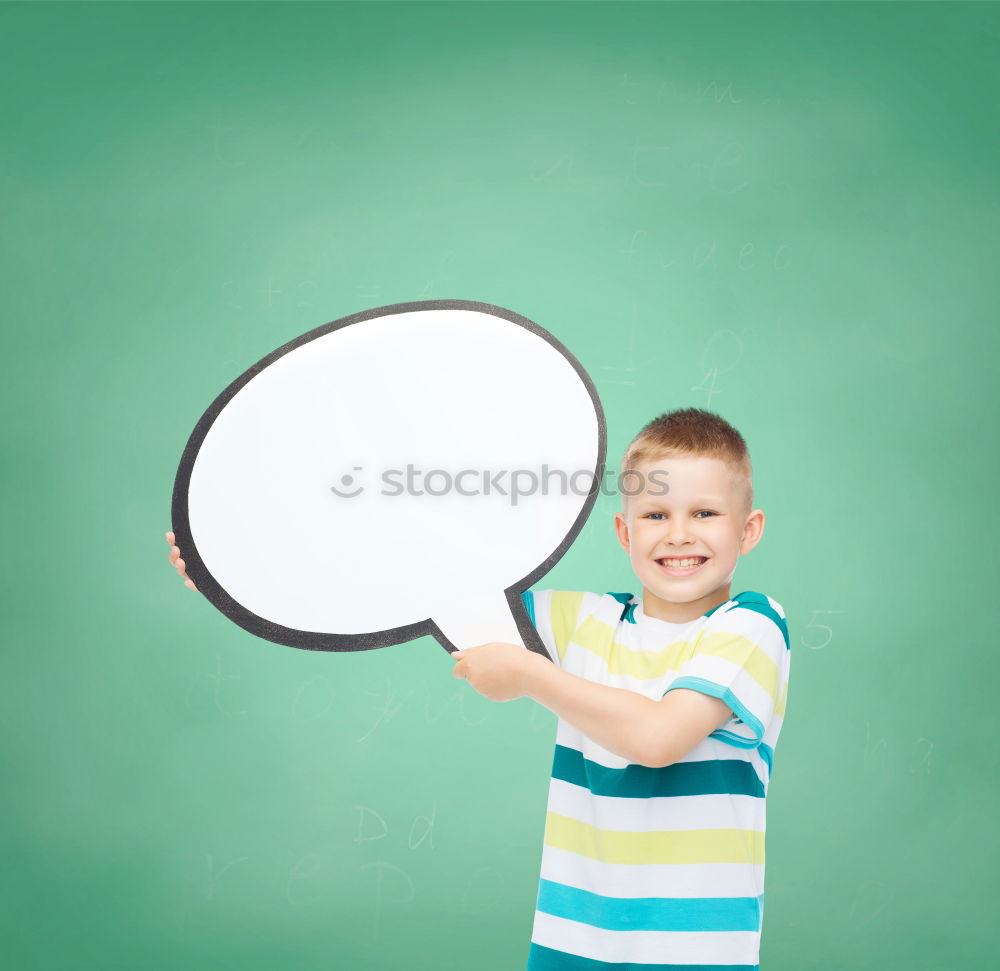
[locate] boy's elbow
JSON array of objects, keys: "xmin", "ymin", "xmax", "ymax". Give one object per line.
[
  {"xmin": 631, "ymin": 740, "xmax": 674, "ymax": 769},
  {"xmin": 631, "ymin": 710, "xmax": 676, "ymax": 767}
]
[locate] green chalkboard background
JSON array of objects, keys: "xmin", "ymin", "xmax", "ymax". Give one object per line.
[{"xmin": 3, "ymin": 2, "xmax": 997, "ymax": 968}]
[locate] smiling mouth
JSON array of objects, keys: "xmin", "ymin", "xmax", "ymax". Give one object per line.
[{"xmin": 656, "ymin": 556, "xmax": 709, "ymax": 576}]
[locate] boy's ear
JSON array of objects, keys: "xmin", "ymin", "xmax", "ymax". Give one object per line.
[
  {"xmin": 614, "ymin": 511, "xmax": 631, "ymax": 553},
  {"xmin": 740, "ymin": 509, "xmax": 766, "ymax": 554}
]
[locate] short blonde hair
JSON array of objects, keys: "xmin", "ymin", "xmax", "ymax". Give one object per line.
[{"xmin": 621, "ymin": 407, "xmax": 754, "ymax": 517}]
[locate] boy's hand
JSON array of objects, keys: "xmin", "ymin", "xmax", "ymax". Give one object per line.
[
  {"xmin": 165, "ymin": 531, "xmax": 199, "ymax": 592},
  {"xmin": 451, "ymin": 642, "xmax": 540, "ymax": 702}
]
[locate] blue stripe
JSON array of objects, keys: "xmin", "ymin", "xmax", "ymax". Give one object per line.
[
  {"xmin": 604, "ymin": 592, "xmax": 637, "ymax": 624},
  {"xmin": 726, "ymin": 592, "xmax": 790, "ymax": 651},
  {"xmin": 536, "ymin": 879, "xmax": 763, "ymax": 933},
  {"xmin": 527, "ymin": 942, "xmax": 759, "ymax": 970},
  {"xmin": 552, "ymin": 744, "xmax": 765, "ymax": 799},
  {"xmin": 758, "ymin": 742, "xmax": 774, "ymax": 777},
  {"xmin": 521, "ymin": 589, "xmax": 537, "ymax": 628},
  {"xmin": 600, "ymin": 591, "xmax": 788, "ymax": 647},
  {"xmin": 665, "ymin": 677, "xmax": 766, "ymax": 748}
]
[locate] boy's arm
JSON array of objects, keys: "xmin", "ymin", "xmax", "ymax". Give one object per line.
[
  {"xmin": 526, "ymin": 656, "xmax": 732, "ymax": 766},
  {"xmin": 452, "ymin": 643, "xmax": 732, "ymax": 767}
]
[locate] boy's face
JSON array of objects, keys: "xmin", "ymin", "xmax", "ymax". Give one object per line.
[{"xmin": 613, "ymin": 455, "xmax": 765, "ymax": 624}]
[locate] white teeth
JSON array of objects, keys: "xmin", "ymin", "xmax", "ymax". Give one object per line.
[{"xmin": 660, "ymin": 557, "xmax": 705, "ymax": 568}]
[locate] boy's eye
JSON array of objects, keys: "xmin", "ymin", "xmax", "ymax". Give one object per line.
[{"xmin": 644, "ymin": 511, "xmax": 717, "ymax": 520}]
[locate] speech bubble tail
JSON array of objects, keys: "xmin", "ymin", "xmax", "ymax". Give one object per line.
[{"xmin": 432, "ymin": 591, "xmax": 528, "ymax": 653}]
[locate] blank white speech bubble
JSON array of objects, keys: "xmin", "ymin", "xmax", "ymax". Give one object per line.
[{"xmin": 172, "ymin": 299, "xmax": 606, "ymax": 654}]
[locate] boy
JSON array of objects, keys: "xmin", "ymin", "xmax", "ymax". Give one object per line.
[
  {"xmin": 166, "ymin": 406, "xmax": 790, "ymax": 970},
  {"xmin": 451, "ymin": 407, "xmax": 791, "ymax": 970}
]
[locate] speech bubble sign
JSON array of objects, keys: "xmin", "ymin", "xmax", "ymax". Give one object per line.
[{"xmin": 171, "ymin": 299, "xmax": 606, "ymax": 654}]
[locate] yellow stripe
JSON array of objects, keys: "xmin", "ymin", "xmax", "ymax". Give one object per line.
[
  {"xmin": 549, "ymin": 592, "xmax": 585, "ymax": 663},
  {"xmin": 569, "ymin": 617, "xmax": 781, "ymax": 710},
  {"xmin": 544, "ymin": 812, "xmax": 764, "ymax": 865},
  {"xmin": 698, "ymin": 630, "xmax": 780, "ymax": 709},
  {"xmin": 571, "ymin": 615, "xmax": 697, "ymax": 678}
]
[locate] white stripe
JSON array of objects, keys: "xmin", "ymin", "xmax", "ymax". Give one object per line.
[
  {"xmin": 529, "ymin": 590, "xmax": 560, "ymax": 665},
  {"xmin": 531, "ymin": 911, "xmax": 761, "ymax": 965},
  {"xmin": 544, "ymin": 777, "xmax": 765, "ymax": 833},
  {"xmin": 677, "ymin": 735, "xmax": 769, "ymax": 787},
  {"xmin": 538, "ymin": 844, "xmax": 766, "ymax": 899},
  {"xmin": 759, "ymin": 704, "xmax": 786, "ymax": 750}
]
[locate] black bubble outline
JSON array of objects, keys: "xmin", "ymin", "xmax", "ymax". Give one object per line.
[{"xmin": 172, "ymin": 299, "xmax": 607, "ymax": 657}]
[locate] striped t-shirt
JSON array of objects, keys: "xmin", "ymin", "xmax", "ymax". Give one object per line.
[{"xmin": 521, "ymin": 589, "xmax": 791, "ymax": 971}]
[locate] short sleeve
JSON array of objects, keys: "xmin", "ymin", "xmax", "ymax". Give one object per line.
[
  {"xmin": 663, "ymin": 596, "xmax": 789, "ymax": 750},
  {"xmin": 519, "ymin": 589, "xmax": 586, "ymax": 668}
]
